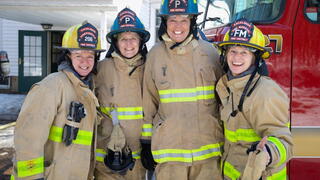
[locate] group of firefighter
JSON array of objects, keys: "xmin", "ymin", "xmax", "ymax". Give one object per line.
[{"xmin": 11, "ymin": 0, "xmax": 293, "ymax": 180}]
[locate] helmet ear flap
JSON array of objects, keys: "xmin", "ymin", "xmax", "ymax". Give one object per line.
[
  {"xmin": 219, "ymin": 49, "xmax": 229, "ymax": 73},
  {"xmin": 261, "ymin": 51, "xmax": 271, "ymax": 59}
]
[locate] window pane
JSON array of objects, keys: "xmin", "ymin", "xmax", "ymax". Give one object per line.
[
  {"xmin": 24, "ymin": 36, "xmax": 30, "ymax": 46},
  {"xmin": 36, "ymin": 46, "xmax": 42, "ymax": 56},
  {"xmin": 30, "ymin": 36, "xmax": 36, "ymax": 47},
  {"xmin": 24, "ymin": 47, "xmax": 29, "ymax": 56},
  {"xmin": 200, "ymin": 0, "xmax": 284, "ymax": 28},
  {"xmin": 36, "ymin": 36, "xmax": 42, "ymax": 46},
  {"xmin": 30, "ymin": 46, "xmax": 36, "ymax": 56},
  {"xmin": 304, "ymin": 0, "xmax": 320, "ymax": 23}
]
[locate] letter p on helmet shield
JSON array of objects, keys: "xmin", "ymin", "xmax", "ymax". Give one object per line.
[
  {"xmin": 175, "ymin": 0, "xmax": 181, "ymax": 8},
  {"xmin": 125, "ymin": 17, "xmax": 131, "ymax": 24}
]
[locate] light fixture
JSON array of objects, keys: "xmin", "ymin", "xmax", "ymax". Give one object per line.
[{"xmin": 41, "ymin": 23, "xmax": 53, "ymax": 30}]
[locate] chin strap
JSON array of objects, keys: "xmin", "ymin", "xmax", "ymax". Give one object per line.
[{"xmin": 231, "ymin": 61, "xmax": 262, "ymax": 117}]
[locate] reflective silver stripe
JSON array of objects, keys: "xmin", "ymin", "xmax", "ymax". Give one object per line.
[
  {"xmin": 152, "ymin": 143, "xmax": 221, "ymax": 163},
  {"xmin": 159, "ymin": 90, "xmax": 214, "ymax": 99},
  {"xmin": 96, "ymin": 152, "xmax": 106, "ymax": 158},
  {"xmin": 132, "ymin": 151, "xmax": 141, "ymax": 159},
  {"xmin": 193, "ymin": 147, "xmax": 220, "ymax": 157},
  {"xmin": 141, "ymin": 124, "xmax": 153, "ymax": 137},
  {"xmin": 118, "ymin": 111, "xmax": 143, "ymax": 116},
  {"xmin": 110, "ymin": 108, "xmax": 119, "ymax": 125},
  {"xmin": 153, "ymin": 152, "xmax": 192, "ymax": 159}
]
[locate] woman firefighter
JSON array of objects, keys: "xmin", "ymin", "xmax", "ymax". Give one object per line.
[
  {"xmin": 216, "ymin": 18, "xmax": 293, "ymax": 180},
  {"xmin": 12, "ymin": 21, "xmax": 105, "ymax": 180},
  {"xmin": 140, "ymin": 0, "xmax": 224, "ymax": 179},
  {"xmin": 94, "ymin": 8, "xmax": 150, "ymax": 180}
]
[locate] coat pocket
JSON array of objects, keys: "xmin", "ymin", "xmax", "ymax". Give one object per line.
[
  {"xmin": 156, "ymin": 80, "xmax": 171, "ymax": 90},
  {"xmin": 44, "ymin": 160, "xmax": 55, "ymax": 179}
]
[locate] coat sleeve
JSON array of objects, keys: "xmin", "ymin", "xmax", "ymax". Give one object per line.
[
  {"xmin": 249, "ymin": 81, "xmax": 293, "ymax": 169},
  {"xmin": 141, "ymin": 52, "xmax": 160, "ymax": 142},
  {"xmin": 211, "ymin": 46, "xmax": 224, "ymax": 81},
  {"xmin": 13, "ymin": 83, "xmax": 58, "ymax": 179},
  {"xmin": 93, "ymin": 60, "xmax": 114, "ymax": 164}
]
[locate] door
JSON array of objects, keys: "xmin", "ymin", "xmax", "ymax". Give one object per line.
[{"xmin": 18, "ymin": 31, "xmax": 47, "ymax": 93}]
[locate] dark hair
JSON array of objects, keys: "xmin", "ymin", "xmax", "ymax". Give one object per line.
[{"xmin": 220, "ymin": 49, "xmax": 269, "ymax": 76}]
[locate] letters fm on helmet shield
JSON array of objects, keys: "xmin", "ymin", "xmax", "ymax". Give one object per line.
[{"xmin": 218, "ymin": 18, "xmax": 271, "ymax": 59}]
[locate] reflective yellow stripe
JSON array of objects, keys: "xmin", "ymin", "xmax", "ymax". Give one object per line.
[
  {"xmin": 48, "ymin": 125, "xmax": 63, "ymax": 142},
  {"xmin": 10, "ymin": 175, "xmax": 15, "ymax": 180},
  {"xmin": 286, "ymin": 122, "xmax": 290, "ymax": 128},
  {"xmin": 152, "ymin": 143, "xmax": 221, "ymax": 163},
  {"xmin": 225, "ymin": 127, "xmax": 261, "ymax": 143},
  {"xmin": 17, "ymin": 157, "xmax": 44, "ymax": 178},
  {"xmin": 48, "ymin": 126, "xmax": 93, "ymax": 146},
  {"xmin": 223, "ymin": 161, "xmax": 241, "ymax": 180},
  {"xmin": 268, "ymin": 136, "xmax": 287, "ymax": 167},
  {"xmin": 159, "ymin": 86, "xmax": 215, "ymax": 103},
  {"xmin": 141, "ymin": 123, "xmax": 153, "ymax": 137},
  {"xmin": 100, "ymin": 106, "xmax": 143, "ymax": 120},
  {"xmin": 267, "ymin": 166, "xmax": 287, "ymax": 180},
  {"xmin": 100, "ymin": 107, "xmax": 111, "ymax": 117},
  {"xmin": 96, "ymin": 149, "xmax": 107, "ymax": 162},
  {"xmin": 132, "ymin": 150, "xmax": 141, "ymax": 160},
  {"xmin": 73, "ymin": 130, "xmax": 93, "ymax": 145}
]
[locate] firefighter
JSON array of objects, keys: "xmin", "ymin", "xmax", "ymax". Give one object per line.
[
  {"xmin": 94, "ymin": 8, "xmax": 150, "ymax": 180},
  {"xmin": 216, "ymin": 18, "xmax": 293, "ymax": 179},
  {"xmin": 11, "ymin": 21, "xmax": 104, "ymax": 180},
  {"xmin": 141, "ymin": 0, "xmax": 224, "ymax": 179}
]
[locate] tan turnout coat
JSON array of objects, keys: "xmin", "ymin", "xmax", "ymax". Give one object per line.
[
  {"xmin": 94, "ymin": 55, "xmax": 146, "ymax": 180},
  {"xmin": 142, "ymin": 38, "xmax": 224, "ymax": 166},
  {"xmin": 216, "ymin": 74, "xmax": 293, "ymax": 180},
  {"xmin": 12, "ymin": 70, "xmax": 99, "ymax": 180}
]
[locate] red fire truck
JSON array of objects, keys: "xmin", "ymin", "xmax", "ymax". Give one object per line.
[{"xmin": 199, "ymin": 0, "xmax": 320, "ymax": 179}]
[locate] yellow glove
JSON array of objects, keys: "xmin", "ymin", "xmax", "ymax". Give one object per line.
[{"xmin": 242, "ymin": 136, "xmax": 270, "ymax": 180}]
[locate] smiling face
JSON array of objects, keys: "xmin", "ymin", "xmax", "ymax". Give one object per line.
[
  {"xmin": 226, "ymin": 46, "xmax": 255, "ymax": 76},
  {"xmin": 69, "ymin": 50, "xmax": 95, "ymax": 77},
  {"xmin": 117, "ymin": 32, "xmax": 141, "ymax": 58},
  {"xmin": 166, "ymin": 15, "xmax": 191, "ymax": 43}
]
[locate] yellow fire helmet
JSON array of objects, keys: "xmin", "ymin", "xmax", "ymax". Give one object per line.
[
  {"xmin": 56, "ymin": 21, "xmax": 105, "ymax": 52},
  {"xmin": 218, "ymin": 18, "xmax": 270, "ymax": 59}
]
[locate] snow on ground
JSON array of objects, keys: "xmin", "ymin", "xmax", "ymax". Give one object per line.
[
  {"xmin": 0, "ymin": 93, "xmax": 26, "ymax": 148},
  {"xmin": 0, "ymin": 93, "xmax": 25, "ymax": 122},
  {"xmin": 0, "ymin": 127, "xmax": 14, "ymax": 148}
]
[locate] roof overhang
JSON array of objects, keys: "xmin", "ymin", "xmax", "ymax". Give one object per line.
[{"xmin": 0, "ymin": 0, "xmax": 118, "ymax": 29}]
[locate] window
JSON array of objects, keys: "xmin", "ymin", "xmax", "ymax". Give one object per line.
[
  {"xmin": 304, "ymin": 0, "xmax": 320, "ymax": 23},
  {"xmin": 198, "ymin": 0, "xmax": 230, "ymax": 29},
  {"xmin": 23, "ymin": 36, "xmax": 42, "ymax": 76},
  {"xmin": 200, "ymin": 0, "xmax": 285, "ymax": 29},
  {"xmin": 230, "ymin": 0, "xmax": 284, "ymax": 23}
]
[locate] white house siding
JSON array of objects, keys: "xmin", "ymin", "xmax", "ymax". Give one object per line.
[
  {"xmin": 139, "ymin": 0, "xmax": 157, "ymax": 48},
  {"xmin": 0, "ymin": 19, "xmax": 3, "ymax": 51},
  {"xmin": 0, "ymin": 18, "xmax": 42, "ymax": 76}
]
